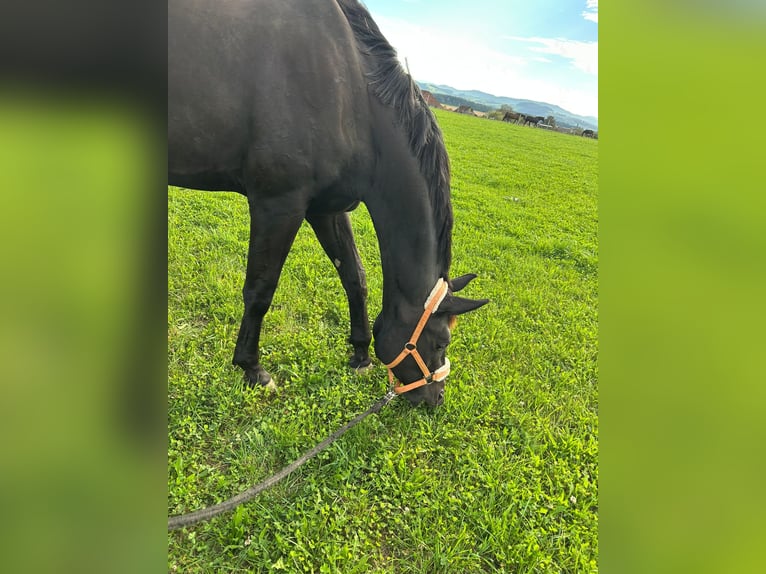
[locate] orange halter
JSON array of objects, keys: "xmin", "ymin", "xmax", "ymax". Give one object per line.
[{"xmin": 385, "ymin": 278, "xmax": 451, "ymax": 395}]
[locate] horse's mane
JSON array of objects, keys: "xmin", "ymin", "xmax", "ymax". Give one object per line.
[{"xmin": 335, "ymin": 0, "xmax": 453, "ymax": 277}]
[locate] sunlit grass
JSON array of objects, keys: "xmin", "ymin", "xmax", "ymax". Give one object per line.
[{"xmin": 168, "ymin": 109, "xmax": 598, "ymax": 573}]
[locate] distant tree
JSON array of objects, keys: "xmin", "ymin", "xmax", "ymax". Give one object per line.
[
  {"xmin": 545, "ymin": 115, "xmax": 556, "ymax": 128},
  {"xmin": 499, "ymin": 104, "xmax": 514, "ymax": 113},
  {"xmin": 486, "ymin": 108, "xmax": 506, "ymax": 121}
]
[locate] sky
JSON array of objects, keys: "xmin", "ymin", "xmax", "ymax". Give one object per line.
[{"xmin": 361, "ymin": 0, "xmax": 598, "ymax": 119}]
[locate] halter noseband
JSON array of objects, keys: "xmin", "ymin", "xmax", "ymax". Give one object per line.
[{"xmin": 385, "ymin": 278, "xmax": 451, "ymax": 395}]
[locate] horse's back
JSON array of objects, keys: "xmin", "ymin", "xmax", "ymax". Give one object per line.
[{"xmin": 169, "ymin": 0, "xmax": 374, "ymax": 200}]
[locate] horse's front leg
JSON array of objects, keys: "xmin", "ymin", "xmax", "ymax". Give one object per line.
[
  {"xmin": 233, "ymin": 203, "xmax": 303, "ymax": 388},
  {"xmin": 307, "ymin": 213, "xmax": 372, "ymax": 370}
]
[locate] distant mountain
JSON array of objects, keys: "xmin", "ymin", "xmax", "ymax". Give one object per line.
[
  {"xmin": 427, "ymin": 93, "xmax": 494, "ymax": 113},
  {"xmin": 418, "ymin": 82, "xmax": 598, "ymax": 130}
]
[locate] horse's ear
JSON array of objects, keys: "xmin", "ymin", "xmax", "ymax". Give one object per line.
[
  {"xmin": 450, "ymin": 274, "xmax": 478, "ymax": 293},
  {"xmin": 440, "ymin": 295, "xmax": 489, "ymax": 316}
]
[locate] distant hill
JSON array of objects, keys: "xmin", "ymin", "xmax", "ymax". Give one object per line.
[
  {"xmin": 418, "ymin": 82, "xmax": 598, "ymax": 130},
  {"xmin": 426, "ymin": 93, "xmax": 493, "ymax": 113}
]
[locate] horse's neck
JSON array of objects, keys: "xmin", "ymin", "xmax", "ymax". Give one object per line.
[
  {"xmin": 365, "ymin": 165, "xmax": 441, "ymax": 316},
  {"xmin": 360, "ymin": 98, "xmax": 447, "ymax": 315}
]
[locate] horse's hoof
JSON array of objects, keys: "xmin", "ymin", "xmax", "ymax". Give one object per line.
[
  {"xmin": 349, "ymin": 356, "xmax": 372, "ymax": 372},
  {"xmin": 243, "ymin": 366, "xmax": 274, "ymax": 389}
]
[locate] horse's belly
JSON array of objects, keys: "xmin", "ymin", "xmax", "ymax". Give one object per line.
[{"xmin": 307, "ymin": 195, "xmax": 361, "ymax": 216}]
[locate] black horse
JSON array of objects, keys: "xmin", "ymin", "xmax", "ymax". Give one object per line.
[
  {"xmin": 525, "ymin": 115, "xmax": 546, "ymax": 127},
  {"xmin": 502, "ymin": 111, "xmax": 522, "ymax": 123},
  {"xmin": 169, "ymin": 0, "xmax": 487, "ymax": 407}
]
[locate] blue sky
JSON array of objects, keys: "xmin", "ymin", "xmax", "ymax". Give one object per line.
[{"xmin": 361, "ymin": 0, "xmax": 598, "ymax": 118}]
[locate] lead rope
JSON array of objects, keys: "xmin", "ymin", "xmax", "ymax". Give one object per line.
[{"xmin": 168, "ymin": 390, "xmax": 396, "ymax": 530}]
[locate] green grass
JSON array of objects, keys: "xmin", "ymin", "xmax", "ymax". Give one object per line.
[{"xmin": 168, "ymin": 109, "xmax": 598, "ymax": 573}]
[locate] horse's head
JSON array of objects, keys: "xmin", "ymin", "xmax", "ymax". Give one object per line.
[{"xmin": 373, "ymin": 274, "xmax": 488, "ymax": 407}]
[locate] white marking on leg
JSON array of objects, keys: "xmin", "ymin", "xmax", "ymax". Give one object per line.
[
  {"xmin": 334, "ymin": 258, "xmax": 341, "ymax": 268},
  {"xmin": 354, "ymin": 363, "xmax": 373, "ymax": 374}
]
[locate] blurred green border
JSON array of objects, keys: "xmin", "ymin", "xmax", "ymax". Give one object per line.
[
  {"xmin": 602, "ymin": 3, "xmax": 765, "ymax": 573},
  {"xmin": 0, "ymin": 93, "xmax": 166, "ymax": 572}
]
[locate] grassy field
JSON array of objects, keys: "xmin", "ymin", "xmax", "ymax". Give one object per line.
[{"xmin": 168, "ymin": 108, "xmax": 598, "ymax": 573}]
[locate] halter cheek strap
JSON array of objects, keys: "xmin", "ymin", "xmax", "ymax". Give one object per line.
[{"xmin": 386, "ymin": 278, "xmax": 451, "ymax": 395}]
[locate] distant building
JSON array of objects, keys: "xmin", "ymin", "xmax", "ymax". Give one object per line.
[
  {"xmin": 455, "ymin": 105, "xmax": 477, "ymax": 116},
  {"xmin": 420, "ymin": 90, "xmax": 443, "ymax": 109}
]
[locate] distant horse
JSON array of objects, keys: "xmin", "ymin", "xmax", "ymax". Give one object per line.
[
  {"xmin": 582, "ymin": 129, "xmax": 595, "ymax": 138},
  {"xmin": 502, "ymin": 111, "xmax": 522, "ymax": 123},
  {"xmin": 169, "ymin": 0, "xmax": 488, "ymax": 407},
  {"xmin": 525, "ymin": 115, "xmax": 546, "ymax": 127}
]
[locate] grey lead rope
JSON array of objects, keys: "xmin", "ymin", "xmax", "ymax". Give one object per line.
[{"xmin": 168, "ymin": 390, "xmax": 397, "ymax": 531}]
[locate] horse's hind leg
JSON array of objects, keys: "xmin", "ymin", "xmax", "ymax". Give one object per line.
[
  {"xmin": 233, "ymin": 203, "xmax": 303, "ymax": 388},
  {"xmin": 307, "ymin": 213, "xmax": 372, "ymax": 370}
]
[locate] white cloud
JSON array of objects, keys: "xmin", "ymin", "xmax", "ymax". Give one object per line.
[
  {"xmin": 583, "ymin": 0, "xmax": 598, "ymax": 23},
  {"xmin": 375, "ymin": 16, "xmax": 528, "ymax": 87},
  {"xmin": 507, "ymin": 36, "xmax": 598, "ymax": 76},
  {"xmin": 373, "ymin": 16, "xmax": 598, "ymax": 117}
]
